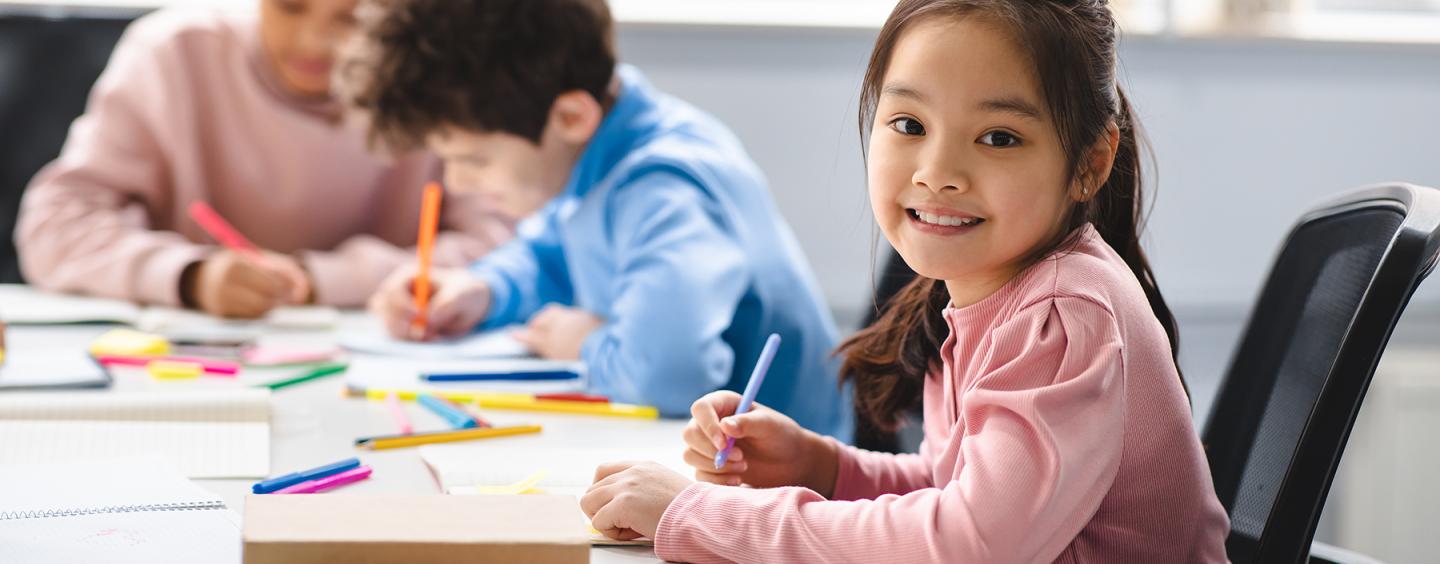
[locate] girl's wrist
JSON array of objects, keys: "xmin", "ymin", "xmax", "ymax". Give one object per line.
[{"xmin": 804, "ymin": 430, "xmax": 841, "ymax": 498}]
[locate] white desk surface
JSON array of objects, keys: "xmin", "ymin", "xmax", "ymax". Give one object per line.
[{"xmin": 6, "ymin": 315, "xmax": 682, "ymax": 564}]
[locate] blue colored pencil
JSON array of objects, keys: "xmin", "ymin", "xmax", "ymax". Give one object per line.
[{"xmin": 714, "ymin": 334, "xmax": 781, "ymax": 469}]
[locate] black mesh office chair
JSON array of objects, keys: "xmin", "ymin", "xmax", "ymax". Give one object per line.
[
  {"xmin": 1203, "ymin": 183, "xmax": 1440, "ymax": 564},
  {"xmin": 0, "ymin": 5, "xmax": 146, "ymax": 283}
]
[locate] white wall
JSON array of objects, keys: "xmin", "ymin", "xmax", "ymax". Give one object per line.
[{"xmin": 617, "ymin": 24, "xmax": 1440, "ymax": 324}]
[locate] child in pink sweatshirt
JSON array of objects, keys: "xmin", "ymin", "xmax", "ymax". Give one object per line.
[
  {"xmin": 581, "ymin": 0, "xmax": 1232, "ymax": 561},
  {"xmin": 16, "ymin": 0, "xmax": 510, "ymax": 318}
]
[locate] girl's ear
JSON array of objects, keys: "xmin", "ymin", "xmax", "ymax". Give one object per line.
[
  {"xmin": 1072, "ymin": 120, "xmax": 1121, "ymax": 201},
  {"xmin": 548, "ymin": 90, "xmax": 605, "ymax": 145}
]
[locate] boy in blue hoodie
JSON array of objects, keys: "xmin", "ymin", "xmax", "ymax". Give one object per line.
[{"xmin": 341, "ymin": 0, "xmax": 850, "ymax": 439}]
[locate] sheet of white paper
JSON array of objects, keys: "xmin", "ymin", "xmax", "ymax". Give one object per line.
[
  {"xmin": 420, "ymin": 444, "xmax": 688, "ymax": 493},
  {"xmin": 0, "ymin": 390, "xmax": 271, "ymax": 478},
  {"xmin": 0, "ymin": 284, "xmax": 141, "ymax": 325},
  {"xmin": 0, "ymin": 458, "xmax": 239, "ymax": 564},
  {"xmin": 137, "ymin": 305, "xmax": 339, "ymax": 333},
  {"xmin": 345, "ymin": 357, "xmax": 586, "ymax": 397},
  {"xmin": 337, "ymin": 327, "xmax": 531, "ymax": 359}
]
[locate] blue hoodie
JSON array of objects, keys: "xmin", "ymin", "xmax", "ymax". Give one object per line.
[{"xmin": 471, "ymin": 65, "xmax": 851, "ymax": 440}]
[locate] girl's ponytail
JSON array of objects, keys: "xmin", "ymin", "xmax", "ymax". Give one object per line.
[
  {"xmin": 1085, "ymin": 86, "xmax": 1186, "ymax": 393},
  {"xmin": 838, "ymin": 275, "xmax": 948, "ymax": 431}
]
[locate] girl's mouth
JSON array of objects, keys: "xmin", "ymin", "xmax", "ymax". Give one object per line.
[{"xmin": 906, "ymin": 208, "xmax": 985, "ymax": 234}]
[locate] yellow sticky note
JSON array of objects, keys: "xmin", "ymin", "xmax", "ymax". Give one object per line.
[
  {"xmin": 475, "ymin": 471, "xmax": 547, "ymax": 495},
  {"xmin": 89, "ymin": 329, "xmax": 170, "ymax": 357},
  {"xmin": 148, "ymin": 360, "xmax": 202, "ymax": 380}
]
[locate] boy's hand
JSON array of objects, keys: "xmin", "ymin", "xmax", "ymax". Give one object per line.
[
  {"xmin": 184, "ymin": 250, "xmax": 304, "ymax": 319},
  {"xmin": 581, "ymin": 461, "xmax": 692, "ymax": 541},
  {"xmin": 369, "ymin": 266, "xmax": 491, "ymax": 341},
  {"xmin": 513, "ymin": 304, "xmax": 603, "ymax": 360},
  {"xmin": 681, "ymin": 390, "xmax": 840, "ymax": 496}
]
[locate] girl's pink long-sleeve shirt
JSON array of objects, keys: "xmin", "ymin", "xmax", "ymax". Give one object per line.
[
  {"xmin": 655, "ymin": 224, "xmax": 1231, "ymax": 563},
  {"xmin": 16, "ymin": 9, "xmax": 513, "ymax": 307}
]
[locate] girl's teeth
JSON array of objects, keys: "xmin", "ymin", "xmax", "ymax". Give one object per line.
[{"xmin": 915, "ymin": 211, "xmax": 979, "ymax": 227}]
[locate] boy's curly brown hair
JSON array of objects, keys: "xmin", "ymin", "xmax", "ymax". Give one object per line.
[{"xmin": 335, "ymin": 0, "xmax": 616, "ymax": 150}]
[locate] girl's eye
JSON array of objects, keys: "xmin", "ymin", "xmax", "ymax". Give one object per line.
[
  {"xmin": 978, "ymin": 130, "xmax": 1021, "ymax": 148},
  {"xmin": 274, "ymin": 0, "xmax": 305, "ymax": 15},
  {"xmin": 889, "ymin": 117, "xmax": 926, "ymax": 136}
]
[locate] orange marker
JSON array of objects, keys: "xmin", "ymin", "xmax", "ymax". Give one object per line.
[{"xmin": 410, "ymin": 182, "xmax": 444, "ymax": 337}]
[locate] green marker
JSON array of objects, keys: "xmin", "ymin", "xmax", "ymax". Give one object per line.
[{"xmin": 258, "ymin": 363, "xmax": 348, "ymax": 391}]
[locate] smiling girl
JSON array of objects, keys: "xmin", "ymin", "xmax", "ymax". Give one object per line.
[
  {"xmin": 17, "ymin": 0, "xmax": 509, "ymax": 318},
  {"xmin": 582, "ymin": 0, "xmax": 1231, "ymax": 561}
]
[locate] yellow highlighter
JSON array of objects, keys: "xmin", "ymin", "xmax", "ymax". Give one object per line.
[
  {"xmin": 474, "ymin": 471, "xmax": 548, "ymax": 495},
  {"xmin": 89, "ymin": 329, "xmax": 170, "ymax": 357},
  {"xmin": 355, "ymin": 424, "xmax": 543, "ymax": 450},
  {"xmin": 364, "ymin": 389, "xmax": 660, "ymax": 419},
  {"xmin": 148, "ymin": 360, "xmax": 204, "ymax": 380}
]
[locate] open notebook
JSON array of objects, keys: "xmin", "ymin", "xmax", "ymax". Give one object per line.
[
  {"xmin": 0, "ymin": 390, "xmax": 271, "ymax": 478},
  {"xmin": 0, "ymin": 284, "xmax": 141, "ymax": 324},
  {"xmin": 0, "ymin": 457, "xmax": 240, "ymax": 564},
  {"xmin": 0, "ymin": 283, "xmax": 338, "ymax": 330}
]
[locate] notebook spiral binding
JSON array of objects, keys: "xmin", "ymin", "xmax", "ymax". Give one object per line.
[{"xmin": 0, "ymin": 499, "xmax": 227, "ymax": 521}]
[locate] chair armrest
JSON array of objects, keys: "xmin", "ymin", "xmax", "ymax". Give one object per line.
[{"xmin": 1310, "ymin": 541, "xmax": 1386, "ymax": 564}]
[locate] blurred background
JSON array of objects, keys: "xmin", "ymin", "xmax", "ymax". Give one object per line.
[{"xmin": 2, "ymin": 0, "xmax": 1438, "ymax": 560}]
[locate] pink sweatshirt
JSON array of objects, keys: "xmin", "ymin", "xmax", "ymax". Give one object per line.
[
  {"xmin": 655, "ymin": 224, "xmax": 1231, "ymax": 563},
  {"xmin": 16, "ymin": 9, "xmax": 512, "ymax": 307}
]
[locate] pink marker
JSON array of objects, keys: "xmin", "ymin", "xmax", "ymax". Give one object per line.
[
  {"xmin": 242, "ymin": 346, "xmax": 340, "ymax": 366},
  {"xmin": 189, "ymin": 202, "xmax": 273, "ymax": 268},
  {"xmin": 385, "ymin": 392, "xmax": 413, "ymax": 435},
  {"xmin": 95, "ymin": 354, "xmax": 240, "ymax": 376},
  {"xmin": 274, "ymin": 466, "xmax": 373, "ymax": 494}
]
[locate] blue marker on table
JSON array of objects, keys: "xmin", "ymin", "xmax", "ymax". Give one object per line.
[
  {"xmin": 417, "ymin": 393, "xmax": 478, "ymax": 429},
  {"xmin": 252, "ymin": 457, "xmax": 360, "ymax": 494},
  {"xmin": 714, "ymin": 333, "xmax": 781, "ymax": 470},
  {"xmin": 421, "ymin": 369, "xmax": 581, "ymax": 382}
]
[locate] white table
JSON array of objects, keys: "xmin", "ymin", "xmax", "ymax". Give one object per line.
[{"xmin": 8, "ymin": 316, "xmax": 683, "ymax": 563}]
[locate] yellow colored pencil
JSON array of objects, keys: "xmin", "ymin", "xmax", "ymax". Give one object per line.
[
  {"xmin": 363, "ymin": 389, "xmax": 660, "ymax": 419},
  {"xmin": 357, "ymin": 424, "xmax": 542, "ymax": 450}
]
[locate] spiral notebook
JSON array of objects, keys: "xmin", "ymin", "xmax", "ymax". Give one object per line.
[
  {"xmin": 0, "ymin": 457, "xmax": 241, "ymax": 564},
  {"xmin": 0, "ymin": 389, "xmax": 271, "ymax": 478}
]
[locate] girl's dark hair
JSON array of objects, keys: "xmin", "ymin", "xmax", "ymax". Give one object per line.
[{"xmin": 838, "ymin": 0, "xmax": 1185, "ymax": 431}]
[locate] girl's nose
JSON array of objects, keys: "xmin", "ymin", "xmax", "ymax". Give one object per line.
[{"xmin": 911, "ymin": 144, "xmax": 967, "ymax": 193}]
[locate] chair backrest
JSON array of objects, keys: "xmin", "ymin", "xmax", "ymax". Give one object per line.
[
  {"xmin": 1203, "ymin": 183, "xmax": 1440, "ymax": 564},
  {"xmin": 0, "ymin": 5, "xmax": 145, "ymax": 283}
]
